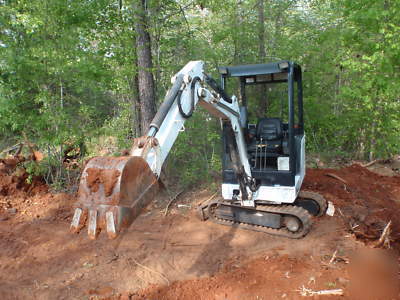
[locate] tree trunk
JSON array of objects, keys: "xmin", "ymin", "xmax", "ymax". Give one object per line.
[
  {"xmin": 133, "ymin": 0, "xmax": 156, "ymax": 135},
  {"xmin": 258, "ymin": 0, "xmax": 268, "ymax": 117},
  {"xmin": 233, "ymin": 0, "xmax": 243, "ymax": 65}
]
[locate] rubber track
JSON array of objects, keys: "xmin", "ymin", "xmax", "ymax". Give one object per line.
[
  {"xmin": 208, "ymin": 201, "xmax": 313, "ymax": 239},
  {"xmin": 297, "ymin": 191, "xmax": 328, "ymax": 217}
]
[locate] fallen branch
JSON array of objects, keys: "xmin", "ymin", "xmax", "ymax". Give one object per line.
[
  {"xmin": 298, "ymin": 286, "xmax": 344, "ymax": 297},
  {"xmin": 164, "ymin": 190, "xmax": 184, "ymax": 216},
  {"xmin": 325, "ymin": 173, "xmax": 347, "ymax": 185},
  {"xmin": 322, "ymin": 254, "xmax": 349, "ymax": 268},
  {"xmin": 354, "ymin": 231, "xmax": 379, "ymax": 240},
  {"xmin": 337, "ymin": 208, "xmax": 358, "ymax": 234},
  {"xmin": 329, "ymin": 250, "xmax": 338, "ymax": 265},
  {"xmin": 0, "ymin": 143, "xmax": 22, "ymax": 156},
  {"xmin": 106, "ymin": 254, "xmax": 119, "ymax": 264},
  {"xmin": 373, "ymin": 220, "xmax": 392, "ymax": 248},
  {"xmin": 361, "ymin": 160, "xmax": 378, "ymax": 168},
  {"xmin": 337, "ymin": 208, "xmax": 344, "ymax": 217},
  {"xmin": 196, "ymin": 191, "xmax": 218, "ymax": 207}
]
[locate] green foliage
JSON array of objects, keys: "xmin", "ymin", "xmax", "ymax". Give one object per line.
[
  {"xmin": 22, "ymin": 160, "xmax": 47, "ymax": 184},
  {"xmin": 301, "ymin": 0, "xmax": 400, "ymax": 159},
  {"xmin": 1, "ymin": 0, "xmax": 399, "ymax": 189},
  {"xmin": 22, "ymin": 148, "xmax": 81, "ymax": 191},
  {"xmin": 0, "ymin": 0, "xmax": 132, "ymax": 146},
  {"xmin": 167, "ymin": 108, "xmax": 222, "ymax": 187}
]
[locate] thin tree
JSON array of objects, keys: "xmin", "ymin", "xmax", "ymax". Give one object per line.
[
  {"xmin": 133, "ymin": 0, "xmax": 157, "ymax": 135},
  {"xmin": 258, "ymin": 0, "xmax": 268, "ymax": 117}
]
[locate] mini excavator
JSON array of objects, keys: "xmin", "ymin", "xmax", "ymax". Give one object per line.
[{"xmin": 70, "ymin": 60, "xmax": 327, "ymax": 240}]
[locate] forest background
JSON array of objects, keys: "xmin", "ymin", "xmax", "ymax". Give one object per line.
[{"xmin": 0, "ymin": 0, "xmax": 399, "ymax": 189}]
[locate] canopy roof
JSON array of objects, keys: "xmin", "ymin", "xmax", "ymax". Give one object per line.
[{"xmin": 218, "ymin": 61, "xmax": 300, "ymax": 78}]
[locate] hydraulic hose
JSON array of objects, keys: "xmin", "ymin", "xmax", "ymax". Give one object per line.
[
  {"xmin": 178, "ymin": 76, "xmax": 201, "ymax": 119},
  {"xmin": 204, "ymin": 73, "xmax": 232, "ymax": 103}
]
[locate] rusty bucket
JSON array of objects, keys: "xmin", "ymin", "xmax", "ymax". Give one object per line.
[{"xmin": 70, "ymin": 155, "xmax": 159, "ymax": 239}]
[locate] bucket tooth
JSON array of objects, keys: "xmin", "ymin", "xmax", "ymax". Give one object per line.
[
  {"xmin": 70, "ymin": 208, "xmax": 83, "ymax": 233},
  {"xmin": 106, "ymin": 211, "xmax": 117, "ymax": 239},
  {"xmin": 88, "ymin": 209, "xmax": 98, "ymax": 240}
]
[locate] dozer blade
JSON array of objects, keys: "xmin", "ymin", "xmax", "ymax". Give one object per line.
[{"xmin": 70, "ymin": 156, "xmax": 159, "ymax": 239}]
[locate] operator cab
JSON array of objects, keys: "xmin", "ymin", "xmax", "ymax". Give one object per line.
[{"xmin": 219, "ymin": 61, "xmax": 305, "ymax": 188}]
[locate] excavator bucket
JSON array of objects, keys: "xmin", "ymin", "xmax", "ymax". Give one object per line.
[{"xmin": 70, "ymin": 155, "xmax": 159, "ymax": 239}]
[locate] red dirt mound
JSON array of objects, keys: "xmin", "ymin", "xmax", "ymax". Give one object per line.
[
  {"xmin": 0, "ymin": 156, "xmax": 48, "ymax": 197},
  {"xmin": 303, "ymin": 164, "xmax": 400, "ymax": 249},
  {"xmin": 0, "ymin": 156, "xmax": 51, "ymax": 221}
]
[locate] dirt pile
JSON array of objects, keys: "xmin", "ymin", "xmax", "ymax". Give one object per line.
[
  {"xmin": 0, "ymin": 155, "xmax": 66, "ymax": 222},
  {"xmin": 303, "ymin": 164, "xmax": 400, "ymax": 249},
  {"xmin": 0, "ymin": 156, "xmax": 47, "ymax": 197}
]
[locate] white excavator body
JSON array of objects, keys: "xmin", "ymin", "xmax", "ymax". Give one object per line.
[{"xmin": 70, "ymin": 60, "xmax": 326, "ymax": 240}]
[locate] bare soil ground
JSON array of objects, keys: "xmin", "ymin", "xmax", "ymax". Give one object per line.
[{"xmin": 0, "ymin": 158, "xmax": 399, "ymax": 300}]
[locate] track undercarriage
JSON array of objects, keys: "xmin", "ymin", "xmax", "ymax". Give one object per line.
[{"xmin": 199, "ymin": 191, "xmax": 327, "ymax": 239}]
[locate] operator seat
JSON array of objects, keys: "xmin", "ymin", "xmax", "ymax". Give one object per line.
[{"xmin": 256, "ymin": 118, "xmax": 283, "ymax": 153}]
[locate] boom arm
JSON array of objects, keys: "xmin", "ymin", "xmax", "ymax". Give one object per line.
[
  {"xmin": 71, "ymin": 60, "xmax": 323, "ymax": 240},
  {"xmin": 133, "ymin": 61, "xmax": 254, "ymax": 202}
]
